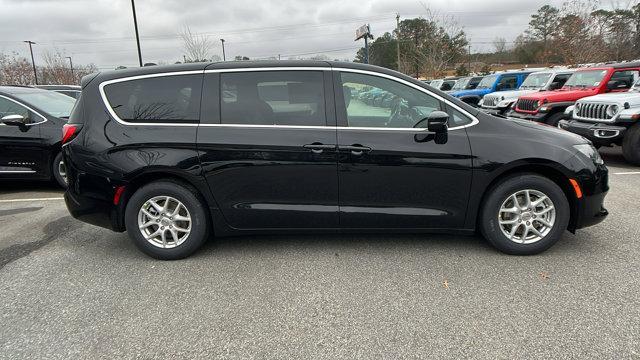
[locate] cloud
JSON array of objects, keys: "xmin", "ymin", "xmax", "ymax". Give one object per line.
[{"xmin": 0, "ymin": 0, "xmax": 567, "ymax": 70}]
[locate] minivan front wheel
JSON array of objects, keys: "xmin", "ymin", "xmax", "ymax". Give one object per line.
[
  {"xmin": 125, "ymin": 180, "xmax": 210, "ymax": 260},
  {"xmin": 480, "ymin": 174, "xmax": 569, "ymax": 255}
]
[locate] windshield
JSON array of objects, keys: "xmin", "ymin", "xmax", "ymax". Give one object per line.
[
  {"xmin": 430, "ymin": 80, "xmax": 443, "ymax": 88},
  {"xmin": 12, "ymin": 90, "xmax": 76, "ymax": 118},
  {"xmin": 520, "ymin": 73, "xmax": 552, "ymax": 90},
  {"xmin": 564, "ymin": 70, "xmax": 607, "ymax": 88},
  {"xmin": 451, "ymin": 77, "xmax": 471, "ymax": 90},
  {"xmin": 477, "ymin": 75, "xmax": 498, "ymax": 89},
  {"xmin": 632, "ymin": 79, "xmax": 640, "ymax": 91}
]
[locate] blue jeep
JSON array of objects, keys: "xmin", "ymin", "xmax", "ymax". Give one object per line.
[{"xmin": 449, "ymin": 71, "xmax": 533, "ymax": 107}]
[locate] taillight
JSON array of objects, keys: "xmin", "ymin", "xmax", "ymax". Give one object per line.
[{"xmin": 62, "ymin": 124, "xmax": 82, "ymax": 144}]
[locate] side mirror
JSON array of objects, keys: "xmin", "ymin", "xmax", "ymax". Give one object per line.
[
  {"xmin": 427, "ymin": 111, "xmax": 449, "ymax": 133},
  {"xmin": 1, "ymin": 114, "xmax": 26, "ymax": 127}
]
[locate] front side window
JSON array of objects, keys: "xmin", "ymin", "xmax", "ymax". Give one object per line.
[
  {"xmin": 103, "ymin": 74, "xmax": 202, "ymax": 123},
  {"xmin": 610, "ymin": 70, "xmax": 640, "ymax": 89},
  {"xmin": 497, "ymin": 75, "xmax": 518, "ymax": 90},
  {"xmin": 221, "ymin": 71, "xmax": 326, "ymax": 126},
  {"xmin": 340, "ymin": 72, "xmax": 443, "ymax": 128}
]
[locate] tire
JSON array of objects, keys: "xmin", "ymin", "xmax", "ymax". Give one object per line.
[
  {"xmin": 52, "ymin": 152, "xmax": 68, "ymax": 189},
  {"xmin": 622, "ymin": 123, "xmax": 640, "ymax": 166},
  {"xmin": 545, "ymin": 112, "xmax": 564, "ymax": 127},
  {"xmin": 479, "ymin": 173, "xmax": 570, "ymax": 255},
  {"xmin": 124, "ymin": 180, "xmax": 210, "ymax": 260}
]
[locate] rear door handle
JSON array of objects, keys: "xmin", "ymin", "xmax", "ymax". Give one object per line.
[
  {"xmin": 303, "ymin": 143, "xmax": 336, "ymax": 154},
  {"xmin": 339, "ymin": 144, "xmax": 372, "ymax": 156}
]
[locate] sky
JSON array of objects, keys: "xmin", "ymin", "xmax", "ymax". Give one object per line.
[{"xmin": 0, "ymin": 0, "xmax": 575, "ymax": 70}]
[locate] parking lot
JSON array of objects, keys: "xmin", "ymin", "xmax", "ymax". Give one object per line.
[{"xmin": 0, "ymin": 147, "xmax": 637, "ymax": 359}]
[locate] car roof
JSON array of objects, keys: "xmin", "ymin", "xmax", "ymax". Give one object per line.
[
  {"xmin": 0, "ymin": 85, "xmax": 57, "ymax": 96},
  {"xmin": 35, "ymin": 85, "xmax": 81, "ymax": 90}
]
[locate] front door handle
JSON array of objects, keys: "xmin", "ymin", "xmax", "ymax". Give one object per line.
[
  {"xmin": 339, "ymin": 144, "xmax": 372, "ymax": 156},
  {"xmin": 303, "ymin": 143, "xmax": 335, "ymax": 154}
]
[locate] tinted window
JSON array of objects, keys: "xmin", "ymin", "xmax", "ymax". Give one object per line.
[
  {"xmin": 12, "ymin": 90, "xmax": 75, "ymax": 118},
  {"xmin": 104, "ymin": 74, "xmax": 202, "ymax": 123},
  {"xmin": 340, "ymin": 72, "xmax": 442, "ymax": 128},
  {"xmin": 610, "ymin": 70, "xmax": 640, "ymax": 89},
  {"xmin": 497, "ymin": 75, "xmax": 518, "ymax": 90},
  {"xmin": 221, "ymin": 71, "xmax": 326, "ymax": 126},
  {"xmin": 0, "ymin": 97, "xmax": 29, "ymax": 119}
]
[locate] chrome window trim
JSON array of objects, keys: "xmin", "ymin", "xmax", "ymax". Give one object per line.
[
  {"xmin": 98, "ymin": 67, "xmax": 479, "ymax": 130},
  {"xmin": 0, "ymin": 95, "xmax": 48, "ymax": 126}
]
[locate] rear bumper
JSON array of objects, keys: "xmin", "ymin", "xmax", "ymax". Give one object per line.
[
  {"xmin": 65, "ymin": 190, "xmax": 124, "ymax": 232},
  {"xmin": 558, "ymin": 120, "xmax": 627, "ymax": 146}
]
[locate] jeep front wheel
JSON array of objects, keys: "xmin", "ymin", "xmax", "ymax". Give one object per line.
[{"xmin": 622, "ymin": 123, "xmax": 640, "ymax": 166}]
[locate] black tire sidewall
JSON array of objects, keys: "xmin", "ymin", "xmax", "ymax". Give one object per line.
[
  {"xmin": 124, "ymin": 181, "xmax": 209, "ymax": 260},
  {"xmin": 52, "ymin": 152, "xmax": 67, "ymax": 189},
  {"xmin": 480, "ymin": 174, "xmax": 570, "ymax": 255},
  {"xmin": 545, "ymin": 112, "xmax": 564, "ymax": 127},
  {"xmin": 622, "ymin": 123, "xmax": 640, "ymax": 166}
]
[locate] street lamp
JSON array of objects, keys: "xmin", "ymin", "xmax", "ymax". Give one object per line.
[
  {"xmin": 220, "ymin": 39, "xmax": 226, "ymax": 61},
  {"xmin": 131, "ymin": 0, "xmax": 143, "ymax": 67},
  {"xmin": 24, "ymin": 40, "xmax": 38, "ymax": 85}
]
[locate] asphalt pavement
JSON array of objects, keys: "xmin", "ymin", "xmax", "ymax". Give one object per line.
[{"xmin": 0, "ymin": 147, "xmax": 638, "ymax": 359}]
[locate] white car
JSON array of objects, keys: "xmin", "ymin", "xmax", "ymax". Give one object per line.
[{"xmin": 479, "ymin": 69, "xmax": 575, "ymax": 115}]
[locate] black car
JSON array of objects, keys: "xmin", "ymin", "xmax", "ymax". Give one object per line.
[
  {"xmin": 35, "ymin": 85, "xmax": 82, "ymax": 99},
  {"xmin": 1, "ymin": 86, "xmax": 76, "ymax": 187},
  {"xmin": 63, "ymin": 61, "xmax": 608, "ymax": 260}
]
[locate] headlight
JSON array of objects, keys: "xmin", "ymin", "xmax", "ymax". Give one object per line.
[
  {"xmin": 574, "ymin": 144, "xmax": 604, "ymax": 165},
  {"xmin": 575, "ymin": 103, "xmax": 582, "ymax": 111},
  {"xmin": 606, "ymin": 104, "xmax": 619, "ymax": 117},
  {"xmin": 534, "ymin": 100, "xmax": 541, "ymax": 108}
]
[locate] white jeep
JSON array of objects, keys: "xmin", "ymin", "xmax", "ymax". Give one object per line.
[
  {"xmin": 560, "ymin": 78, "xmax": 640, "ymax": 165},
  {"xmin": 479, "ymin": 69, "xmax": 575, "ymax": 115}
]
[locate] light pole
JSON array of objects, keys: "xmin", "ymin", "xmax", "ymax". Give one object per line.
[
  {"xmin": 24, "ymin": 40, "xmax": 38, "ymax": 85},
  {"xmin": 66, "ymin": 56, "xmax": 74, "ymax": 81},
  {"xmin": 131, "ymin": 0, "xmax": 143, "ymax": 67},
  {"xmin": 220, "ymin": 39, "xmax": 226, "ymax": 61}
]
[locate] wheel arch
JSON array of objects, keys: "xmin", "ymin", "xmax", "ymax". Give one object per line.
[
  {"xmin": 115, "ymin": 170, "xmax": 216, "ymax": 233},
  {"xmin": 472, "ymin": 161, "xmax": 579, "ymax": 233}
]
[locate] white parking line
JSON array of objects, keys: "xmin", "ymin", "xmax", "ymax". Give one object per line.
[
  {"xmin": 0, "ymin": 197, "xmax": 64, "ymax": 203},
  {"xmin": 612, "ymin": 171, "xmax": 640, "ymax": 175}
]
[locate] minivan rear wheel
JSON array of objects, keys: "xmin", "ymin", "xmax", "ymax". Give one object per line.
[
  {"xmin": 52, "ymin": 152, "xmax": 68, "ymax": 188},
  {"xmin": 479, "ymin": 174, "xmax": 570, "ymax": 255},
  {"xmin": 124, "ymin": 180, "xmax": 210, "ymax": 260}
]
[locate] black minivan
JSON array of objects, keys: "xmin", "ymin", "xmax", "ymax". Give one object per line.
[{"xmin": 63, "ymin": 61, "xmax": 608, "ymax": 259}]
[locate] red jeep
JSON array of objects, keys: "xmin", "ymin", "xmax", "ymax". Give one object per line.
[{"xmin": 508, "ymin": 62, "xmax": 640, "ymax": 126}]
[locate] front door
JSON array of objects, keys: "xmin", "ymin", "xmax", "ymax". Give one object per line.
[
  {"xmin": 0, "ymin": 96, "xmax": 45, "ymax": 177},
  {"xmin": 335, "ymin": 71, "xmax": 473, "ymax": 229},
  {"xmin": 197, "ymin": 70, "xmax": 339, "ymax": 230}
]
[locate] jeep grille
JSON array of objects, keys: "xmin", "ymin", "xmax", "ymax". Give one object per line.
[
  {"xmin": 575, "ymin": 102, "xmax": 615, "ymax": 121},
  {"xmin": 516, "ymin": 99, "xmax": 538, "ymax": 112},
  {"xmin": 482, "ymin": 95, "xmax": 499, "ymax": 108}
]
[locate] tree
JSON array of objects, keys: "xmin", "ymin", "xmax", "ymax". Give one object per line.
[
  {"xmin": 493, "ymin": 37, "xmax": 507, "ymax": 64},
  {"xmin": 526, "ymin": 5, "xmax": 560, "ymax": 63},
  {"xmin": 354, "ymin": 32, "xmax": 398, "ymax": 70},
  {"xmin": 455, "ymin": 64, "xmax": 469, "ymax": 76},
  {"xmin": 479, "ymin": 64, "xmax": 492, "ymax": 75},
  {"xmin": 39, "ymin": 49, "xmax": 98, "ymax": 85},
  {"xmin": 0, "ymin": 52, "xmax": 33, "ymax": 85},
  {"xmin": 179, "ymin": 25, "xmax": 214, "ymax": 62}
]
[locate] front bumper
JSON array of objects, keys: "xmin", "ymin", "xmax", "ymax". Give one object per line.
[
  {"xmin": 558, "ymin": 120, "xmax": 627, "ymax": 146},
  {"xmin": 506, "ymin": 110, "xmax": 549, "ymax": 122},
  {"xmin": 575, "ymin": 191, "xmax": 608, "ymax": 229}
]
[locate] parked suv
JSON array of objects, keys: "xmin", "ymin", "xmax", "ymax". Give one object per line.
[
  {"xmin": 64, "ymin": 61, "xmax": 608, "ymax": 259},
  {"xmin": 446, "ymin": 76, "xmax": 483, "ymax": 93},
  {"xmin": 429, "ymin": 77, "xmax": 459, "ymax": 91},
  {"xmin": 450, "ymin": 70, "xmax": 533, "ymax": 106},
  {"xmin": 559, "ymin": 78, "xmax": 640, "ymax": 164},
  {"xmin": 510, "ymin": 62, "xmax": 640, "ymax": 126},
  {"xmin": 480, "ymin": 69, "xmax": 574, "ymax": 115},
  {"xmin": 0, "ymin": 86, "xmax": 75, "ymax": 187}
]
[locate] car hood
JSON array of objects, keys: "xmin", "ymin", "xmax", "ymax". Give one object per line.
[
  {"xmin": 576, "ymin": 91, "xmax": 640, "ymax": 106},
  {"xmin": 485, "ymin": 89, "xmax": 536, "ymax": 101},
  {"xmin": 520, "ymin": 88, "xmax": 600, "ymax": 103},
  {"xmin": 450, "ymin": 88, "xmax": 490, "ymax": 98}
]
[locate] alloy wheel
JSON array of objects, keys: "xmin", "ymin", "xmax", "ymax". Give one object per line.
[
  {"xmin": 137, "ymin": 196, "xmax": 192, "ymax": 248},
  {"xmin": 498, "ymin": 189, "xmax": 556, "ymax": 244}
]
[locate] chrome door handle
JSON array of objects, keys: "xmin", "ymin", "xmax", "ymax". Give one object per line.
[
  {"xmin": 303, "ymin": 143, "xmax": 335, "ymax": 154},
  {"xmin": 339, "ymin": 144, "xmax": 372, "ymax": 156}
]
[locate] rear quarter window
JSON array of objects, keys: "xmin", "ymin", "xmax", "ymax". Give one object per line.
[{"xmin": 103, "ymin": 74, "xmax": 203, "ymax": 123}]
